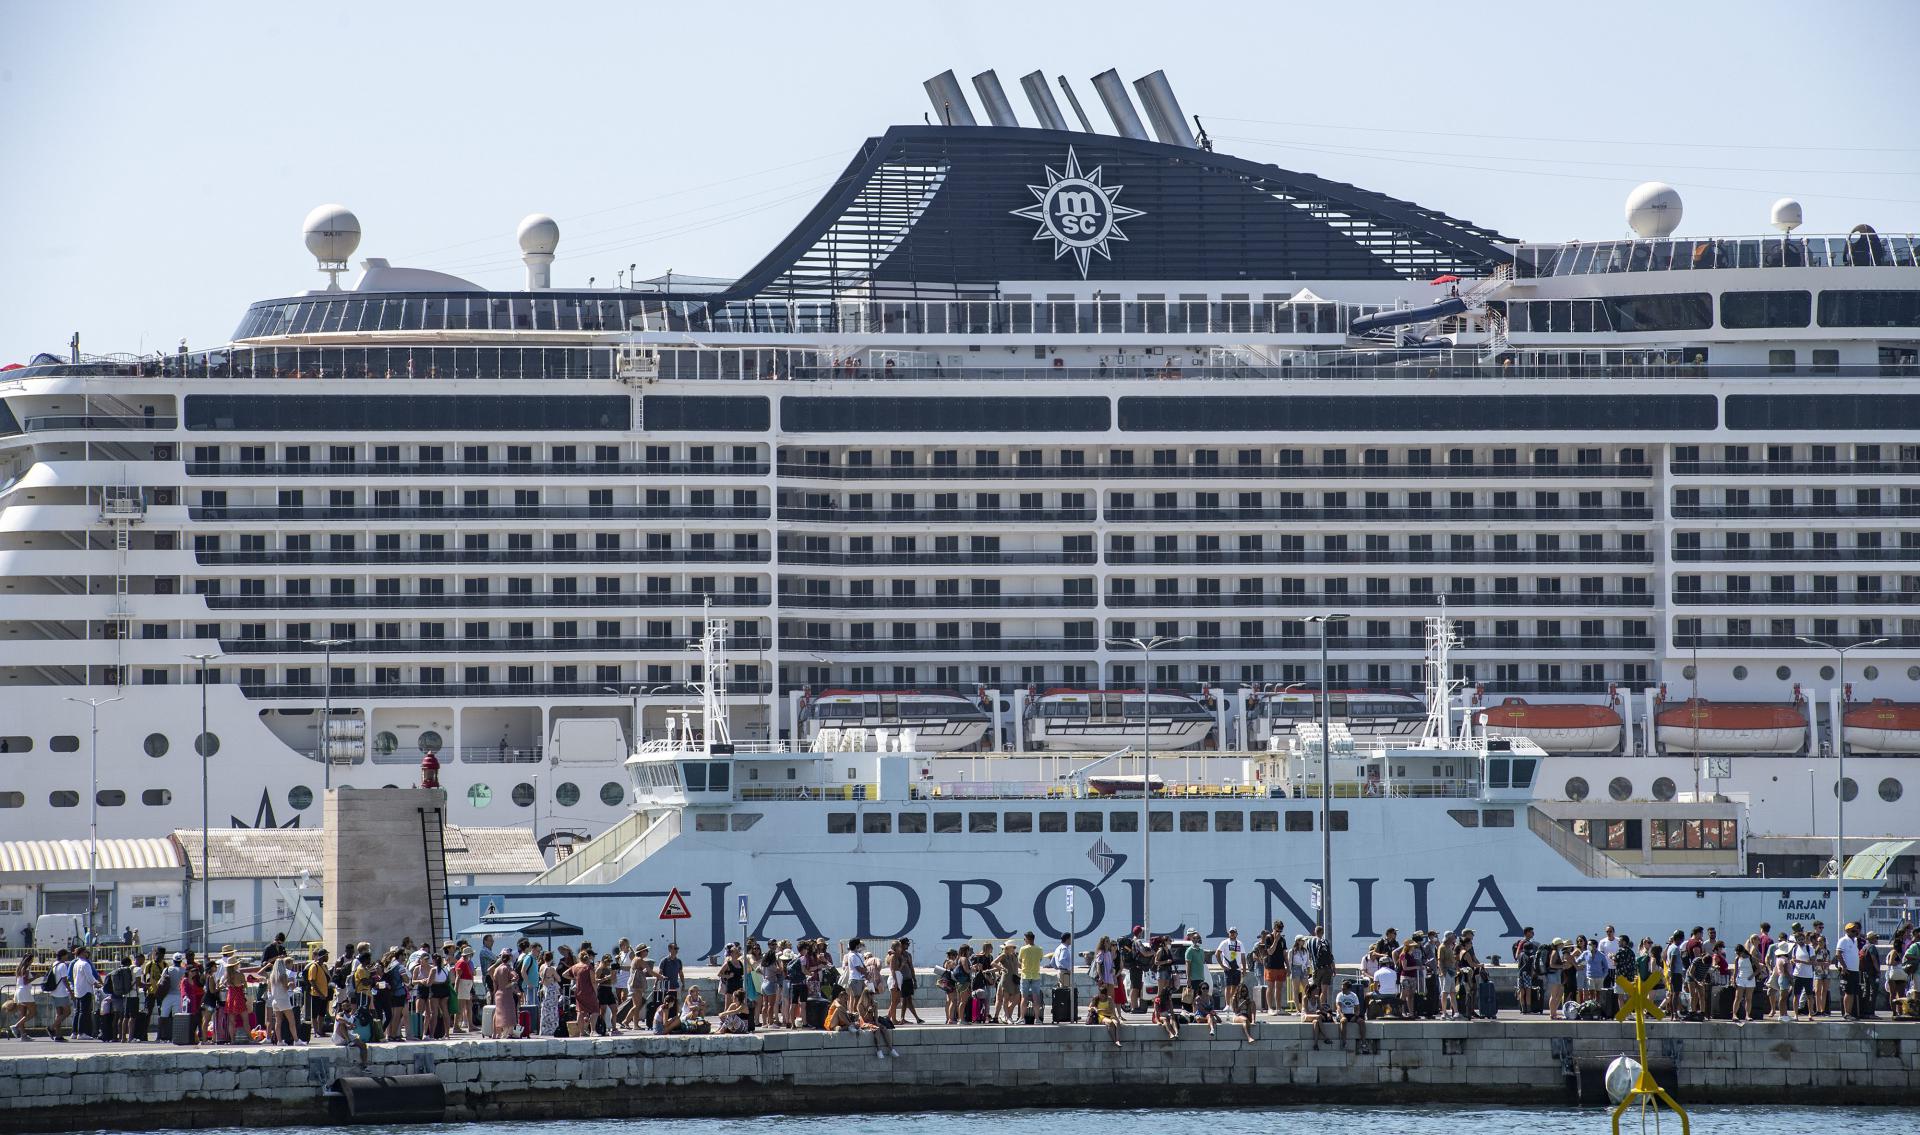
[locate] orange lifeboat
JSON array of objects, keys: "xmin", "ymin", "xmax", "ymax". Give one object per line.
[
  {"xmin": 1656, "ymin": 698, "xmax": 1806, "ymax": 754},
  {"xmin": 1479, "ymin": 698, "xmax": 1622, "ymax": 754},
  {"xmin": 1842, "ymin": 699, "xmax": 1920, "ymax": 754}
]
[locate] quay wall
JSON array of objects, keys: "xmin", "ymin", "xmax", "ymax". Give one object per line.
[{"xmin": 2, "ymin": 1020, "xmax": 1914, "ymax": 1132}]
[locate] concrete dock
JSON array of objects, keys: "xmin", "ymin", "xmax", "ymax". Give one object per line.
[{"xmin": 1, "ymin": 1017, "xmax": 1915, "ymax": 1131}]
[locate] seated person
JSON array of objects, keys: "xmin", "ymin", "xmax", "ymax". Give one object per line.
[
  {"xmin": 1370, "ymin": 963, "xmax": 1399, "ymax": 1018},
  {"xmin": 1337, "ymin": 979, "xmax": 1368, "ymax": 1051},
  {"xmin": 1230, "ymin": 980, "xmax": 1257, "ymax": 1044},
  {"xmin": 717, "ymin": 989, "xmax": 749, "ymax": 1034},
  {"xmin": 1190, "ymin": 981, "xmax": 1222, "ymax": 1036},
  {"xmin": 853, "ymin": 991, "xmax": 898, "ymax": 1058},
  {"xmin": 652, "ymin": 994, "xmax": 685, "ymax": 1035},
  {"xmin": 1088, "ymin": 988, "xmax": 1123, "ymax": 1048}
]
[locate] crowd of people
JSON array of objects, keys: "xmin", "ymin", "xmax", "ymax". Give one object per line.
[{"xmin": 5, "ymin": 918, "xmax": 1915, "ymax": 1052}]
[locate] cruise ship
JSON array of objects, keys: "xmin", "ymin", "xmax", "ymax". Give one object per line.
[{"xmin": 4, "ymin": 67, "xmax": 1919, "ymax": 877}]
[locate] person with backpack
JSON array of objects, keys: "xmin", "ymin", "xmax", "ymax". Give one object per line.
[
  {"xmin": 46, "ymin": 948, "xmax": 75, "ymax": 1042},
  {"xmin": 1512, "ymin": 927, "xmax": 1538, "ymax": 1014},
  {"xmin": 305, "ymin": 949, "xmax": 333, "ymax": 1034},
  {"xmin": 108, "ymin": 955, "xmax": 137, "ymax": 1040},
  {"xmin": 1311, "ymin": 926, "xmax": 1336, "ymax": 1016}
]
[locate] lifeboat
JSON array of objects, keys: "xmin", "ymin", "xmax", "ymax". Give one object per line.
[
  {"xmin": 1842, "ymin": 699, "xmax": 1920, "ymax": 754},
  {"xmin": 1656, "ymin": 699, "xmax": 1806, "ymax": 754},
  {"xmin": 1479, "ymin": 698, "xmax": 1623, "ymax": 754}
]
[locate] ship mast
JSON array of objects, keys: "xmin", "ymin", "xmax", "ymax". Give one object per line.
[
  {"xmin": 1421, "ymin": 606, "xmax": 1465, "ymax": 746},
  {"xmin": 692, "ymin": 598, "xmax": 733, "ymax": 753}
]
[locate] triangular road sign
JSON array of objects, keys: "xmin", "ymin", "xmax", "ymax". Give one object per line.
[{"xmin": 658, "ymin": 887, "xmax": 693, "ymax": 920}]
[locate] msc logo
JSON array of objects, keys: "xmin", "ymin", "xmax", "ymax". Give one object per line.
[{"xmin": 1011, "ymin": 148, "xmax": 1144, "ymax": 277}]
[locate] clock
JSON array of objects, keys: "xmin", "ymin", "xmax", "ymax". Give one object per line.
[{"xmin": 1706, "ymin": 756, "xmax": 1732, "ymax": 779}]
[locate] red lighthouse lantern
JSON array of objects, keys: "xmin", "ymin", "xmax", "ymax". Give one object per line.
[{"xmin": 420, "ymin": 749, "xmax": 441, "ymax": 789}]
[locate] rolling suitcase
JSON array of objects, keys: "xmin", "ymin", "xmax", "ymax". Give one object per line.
[
  {"xmin": 1051, "ymin": 987, "xmax": 1073, "ymax": 1024},
  {"xmin": 131, "ymin": 1007, "xmax": 150, "ymax": 1042},
  {"xmin": 171, "ymin": 1013, "xmax": 198, "ymax": 1045},
  {"xmin": 804, "ymin": 997, "xmax": 830, "ymax": 1029},
  {"xmin": 1476, "ymin": 980, "xmax": 1498, "ymax": 1020}
]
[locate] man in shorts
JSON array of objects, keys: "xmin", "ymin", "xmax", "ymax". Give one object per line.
[
  {"xmin": 1311, "ymin": 924, "xmax": 1335, "ymax": 1014},
  {"xmin": 1016, "ymin": 932, "xmax": 1045, "ymax": 1023}
]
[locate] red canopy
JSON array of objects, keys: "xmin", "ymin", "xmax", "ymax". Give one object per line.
[{"xmin": 1429, "ymin": 274, "xmax": 1461, "ymax": 285}]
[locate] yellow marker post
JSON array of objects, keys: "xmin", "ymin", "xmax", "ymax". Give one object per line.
[{"xmin": 1609, "ymin": 971, "xmax": 1688, "ymax": 1135}]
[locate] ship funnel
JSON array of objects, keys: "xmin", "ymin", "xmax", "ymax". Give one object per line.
[
  {"xmin": 923, "ymin": 70, "xmax": 978, "ymax": 126},
  {"xmin": 970, "ymin": 69, "xmax": 1019, "ymax": 127},
  {"xmin": 1133, "ymin": 69, "xmax": 1198, "ymax": 148},
  {"xmin": 1020, "ymin": 70, "xmax": 1067, "ymax": 130},
  {"xmin": 1090, "ymin": 68, "xmax": 1149, "ymax": 140}
]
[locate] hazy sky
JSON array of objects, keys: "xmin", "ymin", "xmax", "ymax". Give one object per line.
[{"xmin": 2, "ymin": 0, "xmax": 1915, "ymax": 355}]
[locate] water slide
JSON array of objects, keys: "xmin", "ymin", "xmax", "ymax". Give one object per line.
[{"xmin": 1348, "ymin": 295, "xmax": 1468, "ymax": 336}]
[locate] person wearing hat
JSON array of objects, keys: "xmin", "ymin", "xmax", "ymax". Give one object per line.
[{"xmin": 1835, "ymin": 921, "xmax": 1863, "ymax": 1020}]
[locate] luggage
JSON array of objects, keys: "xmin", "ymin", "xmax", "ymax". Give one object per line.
[
  {"xmin": 803, "ymin": 997, "xmax": 830, "ymax": 1030},
  {"xmin": 131, "ymin": 1008, "xmax": 150, "ymax": 1042},
  {"xmin": 170, "ymin": 1013, "xmax": 198, "ymax": 1046},
  {"xmin": 1476, "ymin": 980, "xmax": 1498, "ymax": 1020},
  {"xmin": 643, "ymin": 991, "xmax": 663, "ymax": 1025},
  {"xmin": 518, "ymin": 1008, "xmax": 533, "ymax": 1037},
  {"xmin": 296, "ymin": 1019, "xmax": 311, "ymax": 1044},
  {"xmin": 1051, "ymin": 987, "xmax": 1073, "ymax": 1024}
]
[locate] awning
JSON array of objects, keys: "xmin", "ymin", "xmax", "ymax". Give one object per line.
[
  {"xmin": 1842, "ymin": 839, "xmax": 1916, "ymax": 880},
  {"xmin": 0, "ymin": 838, "xmax": 182, "ymax": 875},
  {"xmin": 455, "ymin": 911, "xmax": 583, "ymax": 938}
]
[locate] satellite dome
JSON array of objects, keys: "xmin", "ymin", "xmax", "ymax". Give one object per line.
[
  {"xmin": 517, "ymin": 214, "xmax": 560, "ymax": 255},
  {"xmin": 302, "ymin": 204, "xmax": 361, "ymax": 265},
  {"xmin": 1624, "ymin": 182, "xmax": 1682, "ymax": 238},
  {"xmin": 1770, "ymin": 198, "xmax": 1803, "ymax": 233}
]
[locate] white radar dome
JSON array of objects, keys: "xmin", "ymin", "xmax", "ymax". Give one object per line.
[
  {"xmin": 517, "ymin": 214, "xmax": 560, "ymax": 255},
  {"xmin": 302, "ymin": 204, "xmax": 361, "ymax": 265},
  {"xmin": 1625, "ymin": 182, "xmax": 1683, "ymax": 238},
  {"xmin": 1771, "ymin": 197, "xmax": 1804, "ymax": 233}
]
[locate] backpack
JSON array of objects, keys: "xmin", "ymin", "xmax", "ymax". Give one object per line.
[
  {"xmin": 1516, "ymin": 943, "xmax": 1537, "ymax": 976},
  {"xmin": 1314, "ymin": 939, "xmax": 1334, "ymax": 969},
  {"xmin": 41, "ymin": 967, "xmax": 58, "ymax": 993},
  {"xmin": 110, "ymin": 965, "xmax": 135, "ymax": 997}
]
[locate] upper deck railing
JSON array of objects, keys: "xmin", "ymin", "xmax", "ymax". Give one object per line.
[{"xmin": 1514, "ymin": 233, "xmax": 1920, "ymax": 277}]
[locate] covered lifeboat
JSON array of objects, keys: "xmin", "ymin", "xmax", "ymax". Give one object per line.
[
  {"xmin": 1842, "ymin": 699, "xmax": 1920, "ymax": 754},
  {"xmin": 1478, "ymin": 697, "xmax": 1623, "ymax": 754},
  {"xmin": 1656, "ymin": 698, "xmax": 1806, "ymax": 754}
]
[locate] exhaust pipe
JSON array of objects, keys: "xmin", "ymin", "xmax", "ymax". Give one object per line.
[
  {"xmin": 922, "ymin": 70, "xmax": 977, "ymax": 126},
  {"xmin": 1020, "ymin": 70, "xmax": 1067, "ymax": 130},
  {"xmin": 970, "ymin": 70, "xmax": 1019, "ymax": 127},
  {"xmin": 1089, "ymin": 68, "xmax": 1148, "ymax": 140},
  {"xmin": 1133, "ymin": 69, "xmax": 1198, "ymax": 148},
  {"xmin": 1056, "ymin": 75, "xmax": 1095, "ymax": 133}
]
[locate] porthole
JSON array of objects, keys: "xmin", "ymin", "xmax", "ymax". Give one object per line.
[
  {"xmin": 1608, "ymin": 776, "xmax": 1633, "ymax": 801},
  {"xmin": 1820, "ymin": 665, "xmax": 1835, "ymax": 681},
  {"xmin": 417, "ymin": 730, "xmax": 444, "ymax": 752},
  {"xmin": 1564, "ymin": 776, "xmax": 1590, "ymax": 801},
  {"xmin": 1879, "ymin": 778, "xmax": 1902, "ymax": 803},
  {"xmin": 143, "ymin": 733, "xmax": 169, "ymax": 758},
  {"xmin": 1731, "ymin": 666, "xmax": 1748, "ymax": 680},
  {"xmin": 467, "ymin": 783, "xmax": 493, "ymax": 808},
  {"xmin": 555, "ymin": 781, "xmax": 580, "ymax": 807},
  {"xmin": 1680, "ymin": 665, "xmax": 1696, "ymax": 680},
  {"xmin": 1834, "ymin": 777, "xmax": 1858, "ymax": 802},
  {"xmin": 288, "ymin": 785, "xmax": 314, "ymax": 810},
  {"xmin": 599, "ymin": 782, "xmax": 625, "ymax": 807},
  {"xmin": 1775, "ymin": 666, "xmax": 1791, "ymax": 681},
  {"xmin": 0, "ymin": 791, "xmax": 24, "ymax": 808},
  {"xmin": 1862, "ymin": 665, "xmax": 1879, "ymax": 680},
  {"xmin": 0, "ymin": 737, "xmax": 31, "ymax": 754},
  {"xmin": 1651, "ymin": 776, "xmax": 1677, "ymax": 801},
  {"xmin": 1907, "ymin": 666, "xmax": 1920, "ymax": 681},
  {"xmin": 374, "ymin": 731, "xmax": 399, "ymax": 756},
  {"xmin": 194, "ymin": 732, "xmax": 221, "ymax": 757},
  {"xmin": 96, "ymin": 789, "xmax": 126, "ymax": 806},
  {"xmin": 511, "ymin": 782, "xmax": 535, "ymax": 807},
  {"xmin": 142, "ymin": 789, "xmax": 172, "ymax": 806},
  {"xmin": 50, "ymin": 791, "xmax": 79, "ymax": 807},
  {"xmin": 51, "ymin": 735, "xmax": 80, "ymax": 753}
]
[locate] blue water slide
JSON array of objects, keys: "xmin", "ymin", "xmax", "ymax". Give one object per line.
[{"xmin": 1348, "ymin": 296, "xmax": 1467, "ymax": 336}]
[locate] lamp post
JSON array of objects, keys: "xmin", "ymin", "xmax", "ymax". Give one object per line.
[
  {"xmin": 63, "ymin": 695, "xmax": 121, "ymax": 943},
  {"xmin": 187, "ymin": 653, "xmax": 218, "ymax": 953},
  {"xmin": 1796, "ymin": 635, "xmax": 1885, "ymax": 931},
  {"xmin": 1106, "ymin": 634, "xmax": 1188, "ymax": 934},
  {"xmin": 305, "ymin": 638, "xmax": 347, "ymax": 789},
  {"xmin": 1306, "ymin": 613, "xmax": 1350, "ymax": 942}
]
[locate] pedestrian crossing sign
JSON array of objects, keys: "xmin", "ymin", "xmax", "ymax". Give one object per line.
[{"xmin": 659, "ymin": 887, "xmax": 693, "ymax": 920}]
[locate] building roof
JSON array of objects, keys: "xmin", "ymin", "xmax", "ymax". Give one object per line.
[
  {"xmin": 170, "ymin": 826, "xmax": 545, "ymax": 880},
  {"xmin": 0, "ymin": 838, "xmax": 182, "ymax": 876}
]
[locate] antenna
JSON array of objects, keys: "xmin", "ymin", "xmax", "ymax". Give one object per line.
[
  {"xmin": 1192, "ymin": 115, "xmax": 1213, "ymax": 152},
  {"xmin": 302, "ymin": 204, "xmax": 361, "ymax": 291}
]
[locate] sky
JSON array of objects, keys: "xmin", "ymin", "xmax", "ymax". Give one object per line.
[{"xmin": 2, "ymin": 0, "xmax": 1916, "ymax": 356}]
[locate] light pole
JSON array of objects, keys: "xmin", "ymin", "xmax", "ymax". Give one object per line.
[
  {"xmin": 63, "ymin": 695, "xmax": 121, "ymax": 943},
  {"xmin": 606, "ymin": 684, "xmax": 674, "ymax": 748},
  {"xmin": 1306, "ymin": 613, "xmax": 1350, "ymax": 943},
  {"xmin": 187, "ymin": 652, "xmax": 218, "ymax": 953},
  {"xmin": 306, "ymin": 638, "xmax": 347, "ymax": 789},
  {"xmin": 1796, "ymin": 635, "xmax": 1885, "ymax": 931},
  {"xmin": 1106, "ymin": 634, "xmax": 1188, "ymax": 934}
]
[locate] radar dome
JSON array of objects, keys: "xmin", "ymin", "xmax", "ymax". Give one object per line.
[
  {"xmin": 517, "ymin": 214, "xmax": 560, "ymax": 255},
  {"xmin": 1771, "ymin": 198, "xmax": 1804, "ymax": 233},
  {"xmin": 1624, "ymin": 182, "xmax": 1682, "ymax": 238},
  {"xmin": 302, "ymin": 204, "xmax": 361, "ymax": 265}
]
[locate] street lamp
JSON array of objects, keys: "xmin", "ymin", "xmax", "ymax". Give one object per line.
[
  {"xmin": 1105, "ymin": 633, "xmax": 1189, "ymax": 934},
  {"xmin": 1306, "ymin": 613, "xmax": 1350, "ymax": 945},
  {"xmin": 187, "ymin": 652, "xmax": 219, "ymax": 953},
  {"xmin": 1796, "ymin": 635, "xmax": 1886, "ymax": 930},
  {"xmin": 305, "ymin": 638, "xmax": 348, "ymax": 789},
  {"xmin": 63, "ymin": 695, "xmax": 122, "ymax": 943}
]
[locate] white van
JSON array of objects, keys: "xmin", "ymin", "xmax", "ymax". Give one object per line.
[{"xmin": 34, "ymin": 913, "xmax": 86, "ymax": 950}]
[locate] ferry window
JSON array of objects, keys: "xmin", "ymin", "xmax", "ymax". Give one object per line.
[
  {"xmin": 898, "ymin": 812, "xmax": 927, "ymax": 834},
  {"xmin": 1509, "ymin": 758, "xmax": 1536, "ymax": 787},
  {"xmin": 1285, "ymin": 810, "xmax": 1313, "ymax": 832},
  {"xmin": 0, "ymin": 792, "xmax": 22, "ymax": 808},
  {"xmin": 50, "ymin": 735, "xmax": 79, "ymax": 753},
  {"xmin": 1214, "ymin": 810, "xmax": 1244, "ymax": 832},
  {"xmin": 863, "ymin": 812, "xmax": 891, "ymax": 834},
  {"xmin": 51, "ymin": 791, "xmax": 79, "ymax": 807},
  {"xmin": 1880, "ymin": 778, "xmax": 1903, "ymax": 803},
  {"xmin": 781, "ymin": 396, "xmax": 1111, "ymax": 433},
  {"xmin": 1720, "ymin": 290, "xmax": 1811, "ymax": 328},
  {"xmin": 827, "ymin": 813, "xmax": 855, "ymax": 834},
  {"xmin": 141, "ymin": 789, "xmax": 172, "ymax": 806},
  {"xmin": 1329, "ymin": 811, "xmax": 1349, "ymax": 831},
  {"xmin": 1148, "ymin": 812, "xmax": 1172, "ymax": 832},
  {"xmin": 1074, "ymin": 812, "xmax": 1103, "ymax": 832},
  {"xmin": 1482, "ymin": 809, "xmax": 1513, "ymax": 828},
  {"xmin": 731, "ymin": 813, "xmax": 762, "ymax": 831},
  {"xmin": 1817, "ymin": 290, "xmax": 1920, "ymax": 327},
  {"xmin": 1607, "ymin": 776, "xmax": 1633, "ymax": 801},
  {"xmin": 708, "ymin": 763, "xmax": 730, "ymax": 791},
  {"xmin": 1117, "ymin": 395, "xmax": 1716, "ymax": 433},
  {"xmin": 969, "ymin": 812, "xmax": 998, "ymax": 833},
  {"xmin": 1651, "ymin": 777, "xmax": 1676, "ymax": 801},
  {"xmin": 1004, "ymin": 811, "xmax": 1033, "ymax": 833},
  {"xmin": 1486, "ymin": 759, "xmax": 1509, "ymax": 788},
  {"xmin": 600, "ymin": 782, "xmax": 625, "ymax": 806},
  {"xmin": 0, "ymin": 737, "xmax": 32, "ymax": 754},
  {"xmin": 933, "ymin": 812, "xmax": 962, "ymax": 834},
  {"xmin": 1109, "ymin": 811, "xmax": 1138, "ymax": 832},
  {"xmin": 1564, "ymin": 777, "xmax": 1589, "ymax": 801},
  {"xmin": 1448, "ymin": 809, "xmax": 1480, "ymax": 828},
  {"xmin": 1727, "ymin": 394, "xmax": 1920, "ymax": 431},
  {"xmin": 555, "ymin": 782, "xmax": 580, "ymax": 807},
  {"xmin": 1038, "ymin": 811, "xmax": 1067, "ymax": 833},
  {"xmin": 683, "ymin": 763, "xmax": 708, "ymax": 791},
  {"xmin": 1250, "ymin": 811, "xmax": 1278, "ymax": 832},
  {"xmin": 96, "ymin": 790, "xmax": 126, "ymax": 807},
  {"xmin": 697, "ymin": 813, "xmax": 728, "ymax": 832},
  {"xmin": 1601, "ymin": 293, "xmax": 1712, "ymax": 332},
  {"xmin": 1176, "ymin": 811, "xmax": 1206, "ymax": 833},
  {"xmin": 185, "ymin": 394, "xmax": 633, "ymax": 432},
  {"xmin": 511, "ymin": 783, "xmax": 534, "ymax": 807},
  {"xmin": 641, "ymin": 395, "xmax": 771, "ymax": 431}
]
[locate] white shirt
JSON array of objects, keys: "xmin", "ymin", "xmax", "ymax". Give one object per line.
[
  {"xmin": 52, "ymin": 960, "xmax": 74, "ymax": 997},
  {"xmin": 842, "ymin": 950, "xmax": 867, "ymax": 980},
  {"xmin": 1835, "ymin": 934, "xmax": 1861, "ymax": 972},
  {"xmin": 1215, "ymin": 937, "xmax": 1245, "ymax": 967},
  {"xmin": 1792, "ymin": 942, "xmax": 1815, "ymax": 979},
  {"xmin": 1049, "ymin": 943, "xmax": 1074, "ymax": 972},
  {"xmin": 71, "ymin": 957, "xmax": 98, "ymax": 998},
  {"xmin": 1373, "ymin": 964, "xmax": 1399, "ymax": 996}
]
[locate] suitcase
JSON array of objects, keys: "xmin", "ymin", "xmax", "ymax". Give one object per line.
[
  {"xmin": 295, "ymin": 1019, "xmax": 311, "ymax": 1044},
  {"xmin": 131, "ymin": 1008, "xmax": 150, "ymax": 1042},
  {"xmin": 1051, "ymin": 987, "xmax": 1073, "ymax": 1024},
  {"xmin": 171, "ymin": 1013, "xmax": 198, "ymax": 1045},
  {"xmin": 1476, "ymin": 980, "xmax": 1498, "ymax": 1020},
  {"xmin": 804, "ymin": 997, "xmax": 830, "ymax": 1030},
  {"xmin": 518, "ymin": 1008, "xmax": 532, "ymax": 1036}
]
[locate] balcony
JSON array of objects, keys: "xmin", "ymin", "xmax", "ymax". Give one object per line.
[
  {"xmin": 780, "ymin": 551, "xmax": 1098, "ymax": 566},
  {"xmin": 195, "ymin": 548, "xmax": 771, "ymax": 566},
  {"xmin": 202, "ymin": 591, "xmax": 770, "ymax": 610},
  {"xmin": 1105, "ymin": 506, "xmax": 1655, "ymax": 523},
  {"xmin": 1104, "ymin": 592, "xmax": 1655, "ymax": 608},
  {"xmin": 23, "ymin": 415, "xmax": 177, "ymax": 431},
  {"xmin": 780, "ymin": 594, "xmax": 1096, "ymax": 610},
  {"xmin": 777, "ymin": 462, "xmax": 1654, "ymax": 481},
  {"xmin": 1671, "ymin": 461, "xmax": 1920, "ymax": 478},
  {"xmin": 1675, "ymin": 635, "xmax": 1920, "ymax": 649},
  {"xmin": 186, "ymin": 460, "xmax": 769, "ymax": 478},
  {"xmin": 188, "ymin": 504, "xmax": 770, "ymax": 522},
  {"xmin": 784, "ymin": 637, "xmax": 1097, "ymax": 653},
  {"xmin": 1673, "ymin": 504, "xmax": 1920, "ymax": 520},
  {"xmin": 1104, "ymin": 549, "xmax": 1653, "ymax": 566},
  {"xmin": 778, "ymin": 507, "xmax": 1096, "ymax": 524},
  {"xmin": 1673, "ymin": 590, "xmax": 1920, "ymax": 605},
  {"xmin": 782, "ymin": 635, "xmax": 1654, "ymax": 654},
  {"xmin": 242, "ymin": 679, "xmax": 773, "ymax": 700},
  {"xmin": 1671, "ymin": 548, "xmax": 1920, "ymax": 562},
  {"xmin": 219, "ymin": 635, "xmax": 771, "ymax": 655}
]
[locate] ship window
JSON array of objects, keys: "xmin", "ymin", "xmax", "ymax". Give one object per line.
[
  {"xmin": 143, "ymin": 733, "xmax": 169, "ymax": 758},
  {"xmin": 1149, "ymin": 812, "xmax": 1172, "ymax": 832},
  {"xmin": 1285, "ymin": 810, "xmax": 1313, "ymax": 831},
  {"xmin": 288, "ymin": 786, "xmax": 313, "ymax": 810},
  {"xmin": 1179, "ymin": 811, "xmax": 1208, "ymax": 832},
  {"xmin": 1117, "ymin": 394, "xmax": 1716, "ymax": 433},
  {"xmin": 95, "ymin": 790, "xmax": 125, "ymax": 807},
  {"xmin": 1004, "ymin": 811, "xmax": 1033, "ymax": 833},
  {"xmin": 1608, "ymin": 776, "xmax": 1633, "ymax": 801},
  {"xmin": 0, "ymin": 792, "xmax": 22, "ymax": 808},
  {"xmin": 1720, "ymin": 290, "xmax": 1811, "ymax": 328},
  {"xmin": 1486, "ymin": 759, "xmax": 1508, "ymax": 788},
  {"xmin": 898, "ymin": 812, "xmax": 927, "ymax": 834},
  {"xmin": 510, "ymin": 783, "xmax": 534, "ymax": 807},
  {"xmin": 781, "ymin": 397, "xmax": 1111, "ymax": 433},
  {"xmin": 1727, "ymin": 395, "xmax": 1920, "ymax": 431},
  {"xmin": 1109, "ymin": 811, "xmax": 1137, "ymax": 832},
  {"xmin": 141, "ymin": 789, "xmax": 172, "ymax": 806},
  {"xmin": 1509, "ymin": 758, "xmax": 1536, "ymax": 787},
  {"xmin": 1878, "ymin": 778, "xmax": 1902, "ymax": 803},
  {"xmin": 0, "ymin": 737, "xmax": 32, "ymax": 754},
  {"xmin": 1250, "ymin": 810, "xmax": 1278, "ymax": 832},
  {"xmin": 683, "ymin": 763, "xmax": 708, "ymax": 791},
  {"xmin": 1564, "ymin": 777, "xmax": 1589, "ymax": 801},
  {"xmin": 863, "ymin": 812, "xmax": 891, "ymax": 834},
  {"xmin": 555, "ymin": 782, "xmax": 580, "ymax": 807},
  {"xmin": 184, "ymin": 394, "xmax": 634, "ymax": 432},
  {"xmin": 827, "ymin": 813, "xmax": 855, "ymax": 834},
  {"xmin": 697, "ymin": 813, "xmax": 728, "ymax": 832},
  {"xmin": 1652, "ymin": 777, "xmax": 1677, "ymax": 801},
  {"xmin": 731, "ymin": 813, "xmax": 762, "ymax": 831},
  {"xmin": 1448, "ymin": 809, "xmax": 1480, "ymax": 828},
  {"xmin": 468, "ymin": 784, "xmax": 494, "ymax": 808},
  {"xmin": 1835, "ymin": 777, "xmax": 1858, "ymax": 802},
  {"xmin": 51, "ymin": 791, "xmax": 79, "ymax": 807},
  {"xmin": 709, "ymin": 763, "xmax": 730, "ymax": 791},
  {"xmin": 1481, "ymin": 809, "xmax": 1514, "ymax": 828},
  {"xmin": 50, "ymin": 735, "xmax": 80, "ymax": 753},
  {"xmin": 1817, "ymin": 290, "xmax": 1920, "ymax": 327},
  {"xmin": 599, "ymin": 782, "xmax": 625, "ymax": 807},
  {"xmin": 933, "ymin": 811, "xmax": 961, "ymax": 834},
  {"xmin": 1329, "ymin": 811, "xmax": 1349, "ymax": 831},
  {"xmin": 969, "ymin": 811, "xmax": 998, "ymax": 833},
  {"xmin": 1074, "ymin": 812, "xmax": 1103, "ymax": 832},
  {"xmin": 1214, "ymin": 810, "xmax": 1243, "ymax": 832},
  {"xmin": 1038, "ymin": 811, "xmax": 1068, "ymax": 833}
]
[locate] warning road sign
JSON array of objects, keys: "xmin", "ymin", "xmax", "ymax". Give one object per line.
[{"xmin": 659, "ymin": 887, "xmax": 693, "ymax": 920}]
